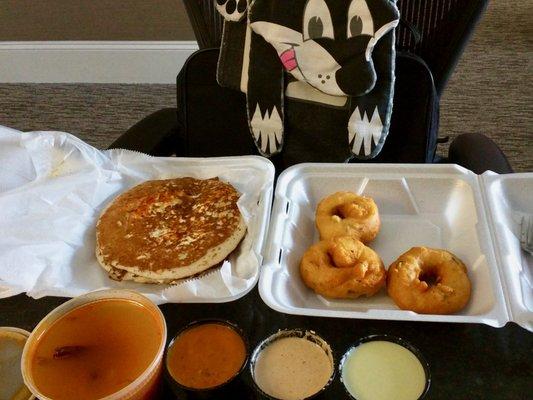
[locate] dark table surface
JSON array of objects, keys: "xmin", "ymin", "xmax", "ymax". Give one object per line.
[{"xmin": 1, "ymin": 287, "xmax": 532, "ymax": 400}]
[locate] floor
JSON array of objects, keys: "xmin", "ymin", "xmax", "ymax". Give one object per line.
[
  {"xmin": 0, "ymin": 1, "xmax": 531, "ymax": 171},
  {"xmin": 437, "ymin": 0, "xmax": 532, "ymax": 172}
]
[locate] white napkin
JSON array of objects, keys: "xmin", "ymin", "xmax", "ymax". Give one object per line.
[{"xmin": 0, "ymin": 126, "xmax": 273, "ymax": 304}]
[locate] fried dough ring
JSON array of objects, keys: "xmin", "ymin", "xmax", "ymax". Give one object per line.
[
  {"xmin": 300, "ymin": 236, "xmax": 386, "ymax": 299},
  {"xmin": 387, "ymin": 247, "xmax": 471, "ymax": 314},
  {"xmin": 315, "ymin": 192, "xmax": 380, "ymax": 243}
]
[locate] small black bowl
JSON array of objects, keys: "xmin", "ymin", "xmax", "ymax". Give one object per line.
[
  {"xmin": 249, "ymin": 329, "xmax": 336, "ymax": 400},
  {"xmin": 338, "ymin": 334, "xmax": 431, "ymax": 400},
  {"xmin": 164, "ymin": 319, "xmax": 249, "ymax": 400}
]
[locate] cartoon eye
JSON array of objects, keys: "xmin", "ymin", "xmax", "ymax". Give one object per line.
[
  {"xmin": 347, "ymin": 0, "xmax": 374, "ymax": 38},
  {"xmin": 303, "ymin": 0, "xmax": 334, "ymax": 40}
]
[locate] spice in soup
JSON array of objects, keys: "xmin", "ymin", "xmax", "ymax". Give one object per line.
[
  {"xmin": 29, "ymin": 299, "xmax": 163, "ymax": 400},
  {"xmin": 166, "ymin": 322, "xmax": 246, "ymax": 389}
]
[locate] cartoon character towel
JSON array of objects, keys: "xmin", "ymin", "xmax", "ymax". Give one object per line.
[{"xmin": 215, "ymin": 0, "xmax": 400, "ymax": 159}]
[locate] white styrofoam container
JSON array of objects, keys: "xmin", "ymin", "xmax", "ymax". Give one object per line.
[
  {"xmin": 260, "ymin": 164, "xmax": 532, "ymax": 331},
  {"xmin": 0, "ymin": 127, "xmax": 276, "ymax": 303},
  {"xmin": 481, "ymin": 172, "xmax": 533, "ymax": 330}
]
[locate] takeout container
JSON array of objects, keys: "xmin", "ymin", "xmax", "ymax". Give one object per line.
[
  {"xmin": 249, "ymin": 329, "xmax": 335, "ymax": 400},
  {"xmin": 339, "ymin": 334, "xmax": 431, "ymax": 400},
  {"xmin": 260, "ymin": 164, "xmax": 533, "ymax": 331},
  {"xmin": 21, "ymin": 289, "xmax": 167, "ymax": 400},
  {"xmin": 1, "ymin": 132, "xmax": 531, "ymax": 328},
  {"xmin": 0, "ymin": 327, "xmax": 34, "ymax": 400},
  {"xmin": 164, "ymin": 319, "xmax": 249, "ymax": 399},
  {"xmin": 0, "ymin": 129, "xmax": 275, "ymax": 304}
]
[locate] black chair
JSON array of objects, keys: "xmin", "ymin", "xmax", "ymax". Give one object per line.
[
  {"xmin": 182, "ymin": 0, "xmax": 488, "ymax": 97},
  {"xmin": 110, "ymin": 0, "xmax": 512, "ymax": 174}
]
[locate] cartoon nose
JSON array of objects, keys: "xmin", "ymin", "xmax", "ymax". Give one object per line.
[{"xmin": 335, "ymin": 59, "xmax": 376, "ymax": 96}]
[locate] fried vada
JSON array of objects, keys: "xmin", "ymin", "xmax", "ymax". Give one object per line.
[
  {"xmin": 300, "ymin": 236, "xmax": 386, "ymax": 299},
  {"xmin": 387, "ymin": 247, "xmax": 471, "ymax": 314},
  {"xmin": 315, "ymin": 192, "xmax": 380, "ymax": 243}
]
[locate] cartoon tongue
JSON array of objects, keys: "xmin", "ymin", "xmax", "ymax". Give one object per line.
[{"xmin": 280, "ymin": 49, "xmax": 297, "ymax": 71}]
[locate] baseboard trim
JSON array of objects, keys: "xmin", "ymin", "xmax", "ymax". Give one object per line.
[{"xmin": 0, "ymin": 41, "xmax": 199, "ymax": 84}]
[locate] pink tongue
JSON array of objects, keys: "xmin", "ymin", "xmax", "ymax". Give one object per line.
[{"xmin": 280, "ymin": 49, "xmax": 297, "ymax": 71}]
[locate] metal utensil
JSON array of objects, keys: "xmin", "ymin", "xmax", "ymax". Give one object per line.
[
  {"xmin": 519, "ymin": 215, "xmax": 533, "ymax": 288},
  {"xmin": 520, "ymin": 215, "xmax": 533, "ymax": 255}
]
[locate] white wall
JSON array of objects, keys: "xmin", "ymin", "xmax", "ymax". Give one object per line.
[{"xmin": 0, "ymin": 41, "xmax": 198, "ymax": 83}]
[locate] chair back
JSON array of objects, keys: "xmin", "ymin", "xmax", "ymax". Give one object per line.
[
  {"xmin": 396, "ymin": 0, "xmax": 488, "ymax": 94},
  {"xmin": 182, "ymin": 0, "xmax": 224, "ymax": 49},
  {"xmin": 182, "ymin": 0, "xmax": 488, "ymax": 94}
]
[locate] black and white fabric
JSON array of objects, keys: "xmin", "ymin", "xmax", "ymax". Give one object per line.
[{"xmin": 215, "ymin": 0, "xmax": 399, "ymax": 159}]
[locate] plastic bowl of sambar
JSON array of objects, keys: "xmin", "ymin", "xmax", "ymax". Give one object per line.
[
  {"xmin": 164, "ymin": 319, "xmax": 249, "ymax": 398},
  {"xmin": 21, "ymin": 289, "xmax": 167, "ymax": 400}
]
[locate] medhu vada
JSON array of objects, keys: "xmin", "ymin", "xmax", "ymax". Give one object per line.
[
  {"xmin": 387, "ymin": 247, "xmax": 471, "ymax": 314},
  {"xmin": 300, "ymin": 236, "xmax": 386, "ymax": 299},
  {"xmin": 315, "ymin": 192, "xmax": 380, "ymax": 243}
]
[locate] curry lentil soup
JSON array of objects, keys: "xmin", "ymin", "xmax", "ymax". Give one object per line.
[
  {"xmin": 27, "ymin": 299, "xmax": 163, "ymax": 400},
  {"xmin": 166, "ymin": 322, "xmax": 247, "ymax": 389}
]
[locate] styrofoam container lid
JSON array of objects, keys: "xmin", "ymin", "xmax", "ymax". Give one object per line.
[
  {"xmin": 481, "ymin": 172, "xmax": 533, "ymax": 331},
  {"xmin": 260, "ymin": 163, "xmax": 532, "ymax": 331}
]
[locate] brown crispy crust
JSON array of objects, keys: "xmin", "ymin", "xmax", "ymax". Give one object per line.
[
  {"xmin": 387, "ymin": 247, "xmax": 471, "ymax": 314},
  {"xmin": 300, "ymin": 236, "xmax": 386, "ymax": 299},
  {"xmin": 315, "ymin": 192, "xmax": 380, "ymax": 244},
  {"xmin": 96, "ymin": 177, "xmax": 245, "ymax": 281}
]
